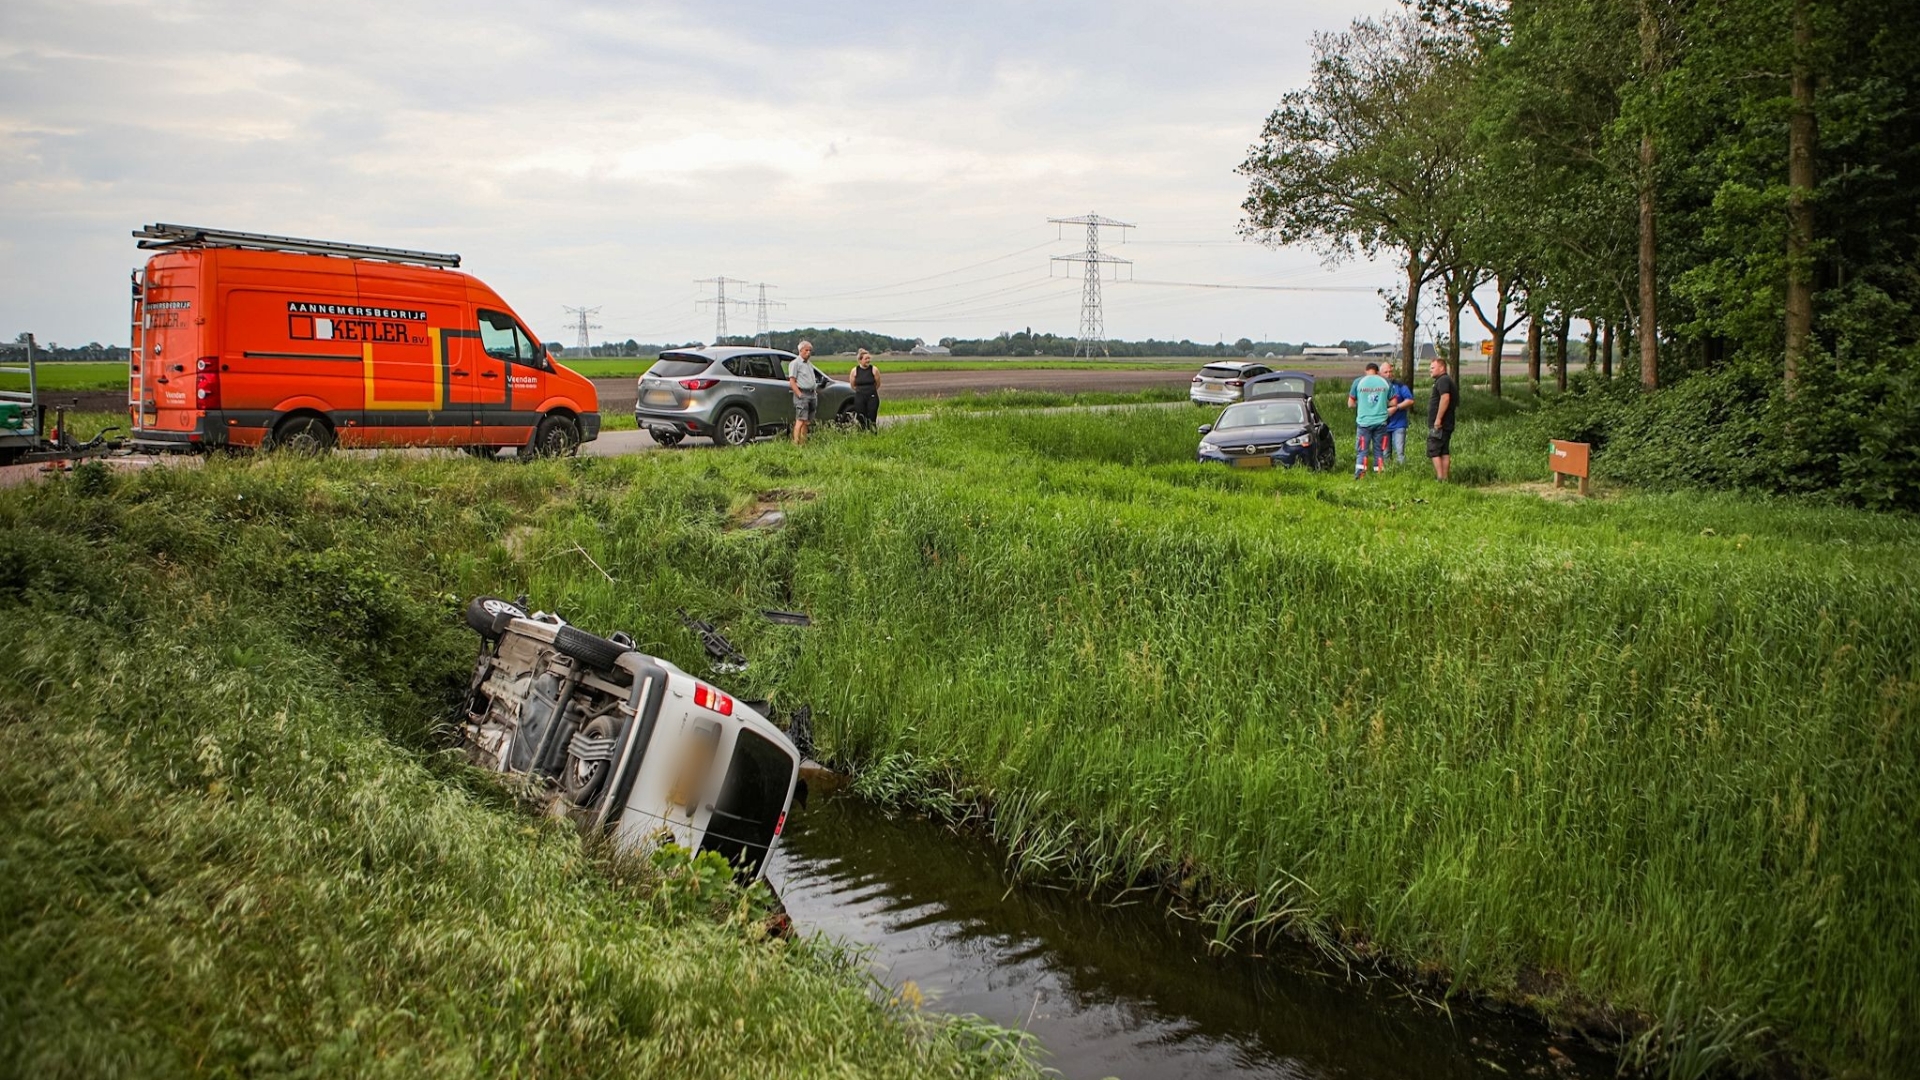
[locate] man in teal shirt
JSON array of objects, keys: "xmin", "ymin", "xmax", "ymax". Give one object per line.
[{"xmin": 1348, "ymin": 362, "xmax": 1391, "ymax": 478}]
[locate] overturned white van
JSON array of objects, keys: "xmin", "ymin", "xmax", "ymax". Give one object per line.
[{"xmin": 459, "ymin": 596, "xmax": 799, "ymax": 880}]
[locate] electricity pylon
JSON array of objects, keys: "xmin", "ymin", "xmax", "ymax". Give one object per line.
[
  {"xmin": 562, "ymin": 305, "xmax": 602, "ymax": 350},
  {"xmin": 1048, "ymin": 212, "xmax": 1133, "ymax": 357},
  {"xmin": 695, "ymin": 277, "xmax": 747, "ymax": 345},
  {"xmin": 751, "ymin": 283, "xmax": 784, "ymax": 347}
]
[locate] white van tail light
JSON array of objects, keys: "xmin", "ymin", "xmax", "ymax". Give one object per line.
[{"xmin": 692, "ymin": 684, "xmax": 733, "ymax": 716}]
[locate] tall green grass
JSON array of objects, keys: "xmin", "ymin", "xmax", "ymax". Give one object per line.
[
  {"xmin": 0, "ymin": 458, "xmax": 1040, "ymax": 1079},
  {"xmin": 4, "ymin": 399, "xmax": 1914, "ymax": 1077},
  {"xmin": 769, "ymin": 408, "xmax": 1919, "ymax": 1077}
]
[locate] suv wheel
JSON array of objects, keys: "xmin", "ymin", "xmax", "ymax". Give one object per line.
[
  {"xmin": 714, "ymin": 407, "xmax": 753, "ymax": 448},
  {"xmin": 530, "ymin": 414, "xmax": 581, "ymax": 458}
]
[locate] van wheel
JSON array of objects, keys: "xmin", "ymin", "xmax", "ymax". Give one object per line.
[
  {"xmin": 553, "ymin": 624, "xmax": 632, "ymax": 669},
  {"xmin": 648, "ymin": 427, "xmax": 684, "ymax": 448},
  {"xmin": 833, "ymin": 402, "xmax": 858, "ymax": 429},
  {"xmin": 530, "ymin": 414, "xmax": 581, "ymax": 458},
  {"xmin": 563, "ymin": 713, "xmax": 619, "ymax": 807},
  {"xmin": 465, "ymin": 595, "xmax": 527, "ymax": 639},
  {"xmin": 269, "ymin": 415, "xmax": 334, "ymax": 454},
  {"xmin": 714, "ymin": 407, "xmax": 753, "ymax": 447}
]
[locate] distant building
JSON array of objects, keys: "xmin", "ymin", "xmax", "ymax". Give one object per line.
[
  {"xmin": 909, "ymin": 343, "xmax": 952, "ymax": 356},
  {"xmin": 1301, "ymin": 346, "xmax": 1349, "ymax": 357},
  {"xmin": 1363, "ymin": 343, "xmax": 1438, "ymax": 361}
]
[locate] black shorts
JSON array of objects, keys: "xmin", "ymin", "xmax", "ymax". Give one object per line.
[{"xmin": 1426, "ymin": 427, "xmax": 1454, "ymax": 457}]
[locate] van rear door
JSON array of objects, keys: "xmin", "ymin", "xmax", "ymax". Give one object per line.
[
  {"xmin": 697, "ymin": 726, "xmax": 798, "ymax": 876},
  {"xmin": 135, "ymin": 258, "xmax": 204, "ymax": 439}
]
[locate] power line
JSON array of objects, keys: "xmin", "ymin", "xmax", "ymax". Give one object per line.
[
  {"xmin": 562, "ymin": 305, "xmax": 602, "ymax": 349},
  {"xmin": 1048, "ymin": 212, "xmax": 1134, "ymax": 357},
  {"xmin": 782, "ymin": 238, "xmax": 1063, "ymax": 301},
  {"xmin": 1123, "ymin": 279, "xmax": 1379, "ymax": 293}
]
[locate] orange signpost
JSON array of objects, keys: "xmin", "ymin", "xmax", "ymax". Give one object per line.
[{"xmin": 1550, "ymin": 439, "xmax": 1591, "ymax": 495}]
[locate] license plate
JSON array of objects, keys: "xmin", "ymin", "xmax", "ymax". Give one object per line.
[
  {"xmin": 1205, "ymin": 381, "xmax": 1223, "ymax": 392},
  {"xmin": 1232, "ymin": 456, "xmax": 1272, "ymax": 469},
  {"xmin": 643, "ymin": 389, "xmax": 676, "ymax": 405}
]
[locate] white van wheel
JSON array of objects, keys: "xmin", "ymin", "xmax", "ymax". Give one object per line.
[{"xmin": 270, "ymin": 415, "xmax": 334, "ymax": 454}]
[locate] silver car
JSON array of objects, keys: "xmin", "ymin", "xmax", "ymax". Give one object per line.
[
  {"xmin": 1188, "ymin": 360, "xmax": 1276, "ymax": 406},
  {"xmin": 635, "ymin": 346, "xmax": 856, "ymax": 447}
]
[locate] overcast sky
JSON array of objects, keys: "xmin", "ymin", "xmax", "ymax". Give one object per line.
[{"xmin": 1, "ymin": 0, "xmax": 1414, "ymax": 350}]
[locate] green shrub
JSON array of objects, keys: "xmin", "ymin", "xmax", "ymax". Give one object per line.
[{"xmin": 1535, "ymin": 352, "xmax": 1920, "ymax": 510}]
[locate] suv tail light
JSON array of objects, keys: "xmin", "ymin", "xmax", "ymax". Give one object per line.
[
  {"xmin": 692, "ymin": 683, "xmax": 733, "ymax": 716},
  {"xmin": 1191, "ymin": 375, "xmax": 1204, "ymax": 383},
  {"xmin": 195, "ymin": 357, "xmax": 221, "ymax": 409},
  {"xmin": 678, "ymin": 378, "xmax": 719, "ymax": 391},
  {"xmin": 1226, "ymin": 379, "xmax": 1245, "ymax": 388}
]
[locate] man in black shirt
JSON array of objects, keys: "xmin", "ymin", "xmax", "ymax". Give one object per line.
[{"xmin": 1426, "ymin": 356, "xmax": 1458, "ymax": 481}]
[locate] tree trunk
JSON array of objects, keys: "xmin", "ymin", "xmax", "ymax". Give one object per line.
[
  {"xmin": 1637, "ymin": 0, "xmax": 1662, "ymax": 390},
  {"xmin": 1585, "ymin": 320, "xmax": 1599, "ymax": 373},
  {"xmin": 1527, "ymin": 312, "xmax": 1542, "ymax": 394},
  {"xmin": 1401, "ymin": 253, "xmax": 1424, "ymax": 374},
  {"xmin": 1554, "ymin": 311, "xmax": 1571, "ymax": 391},
  {"xmin": 1447, "ymin": 281, "xmax": 1464, "ymax": 384},
  {"xmin": 1467, "ymin": 272, "xmax": 1517, "ymax": 398},
  {"xmin": 1602, "ymin": 320, "xmax": 1614, "ymax": 380},
  {"xmin": 1784, "ymin": 0, "xmax": 1816, "ymax": 387}
]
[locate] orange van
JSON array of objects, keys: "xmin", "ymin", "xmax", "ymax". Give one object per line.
[{"xmin": 127, "ymin": 224, "xmax": 599, "ymax": 455}]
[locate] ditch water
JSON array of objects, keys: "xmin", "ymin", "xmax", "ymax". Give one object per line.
[{"xmin": 768, "ymin": 795, "xmax": 1614, "ymax": 1080}]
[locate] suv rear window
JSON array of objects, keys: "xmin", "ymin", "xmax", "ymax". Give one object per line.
[
  {"xmin": 1199, "ymin": 365, "xmax": 1244, "ymax": 378},
  {"xmin": 647, "ymin": 354, "xmax": 712, "ymax": 378}
]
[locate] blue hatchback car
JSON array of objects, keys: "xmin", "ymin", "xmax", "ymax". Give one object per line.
[{"xmin": 1196, "ymin": 371, "xmax": 1335, "ymax": 470}]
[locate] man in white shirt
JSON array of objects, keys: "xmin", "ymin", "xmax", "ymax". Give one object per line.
[{"xmin": 788, "ymin": 340, "xmax": 822, "ymax": 445}]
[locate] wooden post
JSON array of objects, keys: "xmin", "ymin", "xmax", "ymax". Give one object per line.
[{"xmin": 1550, "ymin": 439, "xmax": 1591, "ymax": 496}]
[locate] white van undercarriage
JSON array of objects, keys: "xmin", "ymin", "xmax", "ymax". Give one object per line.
[{"xmin": 459, "ymin": 597, "xmax": 801, "ymax": 881}]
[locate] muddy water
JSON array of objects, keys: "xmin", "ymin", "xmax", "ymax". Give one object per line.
[{"xmin": 768, "ymin": 796, "xmax": 1612, "ymax": 1080}]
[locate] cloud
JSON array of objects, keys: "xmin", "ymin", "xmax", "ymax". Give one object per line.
[{"xmin": 0, "ymin": 0, "xmax": 1405, "ymax": 348}]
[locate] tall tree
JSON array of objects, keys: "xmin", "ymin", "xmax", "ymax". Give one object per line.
[
  {"xmin": 1782, "ymin": 0, "xmax": 1815, "ymax": 384},
  {"xmin": 1240, "ymin": 14, "xmax": 1468, "ymax": 376},
  {"xmin": 1633, "ymin": 0, "xmax": 1663, "ymax": 388}
]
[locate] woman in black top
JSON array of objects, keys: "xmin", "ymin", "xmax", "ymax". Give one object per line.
[{"xmin": 850, "ymin": 349, "xmax": 880, "ymax": 430}]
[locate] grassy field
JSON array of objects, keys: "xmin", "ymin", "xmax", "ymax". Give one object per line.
[
  {"xmin": 4, "ymin": 394, "xmax": 1914, "ymax": 1077},
  {"xmin": 0, "ymin": 458, "xmax": 1043, "ymax": 1078},
  {"xmin": 0, "ymin": 361, "xmax": 128, "ymax": 393}
]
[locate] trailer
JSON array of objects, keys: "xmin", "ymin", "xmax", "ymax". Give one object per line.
[{"xmin": 0, "ymin": 334, "xmax": 127, "ymax": 467}]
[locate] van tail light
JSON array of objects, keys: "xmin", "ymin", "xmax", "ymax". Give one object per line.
[
  {"xmin": 195, "ymin": 357, "xmax": 221, "ymax": 409},
  {"xmin": 678, "ymin": 378, "xmax": 719, "ymax": 391},
  {"xmin": 692, "ymin": 683, "xmax": 733, "ymax": 716}
]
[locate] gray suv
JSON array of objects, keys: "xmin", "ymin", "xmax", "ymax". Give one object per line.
[{"xmin": 635, "ymin": 346, "xmax": 855, "ymax": 447}]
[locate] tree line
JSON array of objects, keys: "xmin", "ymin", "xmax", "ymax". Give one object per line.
[
  {"xmin": 581, "ymin": 329, "xmax": 1383, "ymax": 359},
  {"xmin": 1239, "ymin": 0, "xmax": 1920, "ymax": 399}
]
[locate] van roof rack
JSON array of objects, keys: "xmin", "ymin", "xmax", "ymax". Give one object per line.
[{"xmin": 132, "ymin": 223, "xmax": 461, "ymax": 268}]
